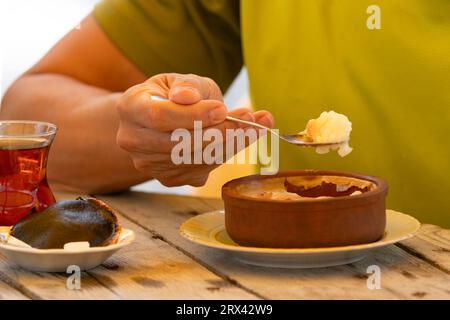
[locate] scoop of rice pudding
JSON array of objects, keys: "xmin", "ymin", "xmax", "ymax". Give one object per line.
[
  {"xmin": 235, "ymin": 176, "xmax": 375, "ymax": 201},
  {"xmin": 302, "ymin": 111, "xmax": 353, "ymax": 157}
]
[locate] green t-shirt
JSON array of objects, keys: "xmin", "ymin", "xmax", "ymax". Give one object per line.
[{"xmin": 94, "ymin": 0, "xmax": 450, "ymax": 227}]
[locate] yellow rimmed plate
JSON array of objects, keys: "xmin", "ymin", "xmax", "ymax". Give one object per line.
[{"xmin": 180, "ymin": 210, "xmax": 420, "ymax": 268}]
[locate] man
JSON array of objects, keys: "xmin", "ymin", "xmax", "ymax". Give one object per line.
[{"xmin": 1, "ymin": 0, "xmax": 449, "ymax": 227}]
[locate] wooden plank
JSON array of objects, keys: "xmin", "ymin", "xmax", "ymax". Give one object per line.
[
  {"xmin": 0, "ymin": 191, "xmax": 257, "ymax": 300},
  {"xmin": 86, "ymin": 212, "xmax": 258, "ymax": 299},
  {"xmin": 98, "ymin": 191, "xmax": 450, "ymax": 300},
  {"xmin": 0, "ymin": 279, "xmax": 29, "ymax": 300},
  {"xmin": 396, "ymin": 224, "xmax": 450, "ymax": 274},
  {"xmin": 0, "ymin": 256, "xmax": 120, "ymax": 300}
]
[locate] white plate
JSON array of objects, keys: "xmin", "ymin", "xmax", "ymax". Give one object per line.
[
  {"xmin": 180, "ymin": 210, "xmax": 420, "ymax": 268},
  {"xmin": 0, "ymin": 228, "xmax": 135, "ymax": 272}
]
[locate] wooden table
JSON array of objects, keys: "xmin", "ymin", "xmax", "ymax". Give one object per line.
[{"xmin": 0, "ymin": 191, "xmax": 449, "ymax": 300}]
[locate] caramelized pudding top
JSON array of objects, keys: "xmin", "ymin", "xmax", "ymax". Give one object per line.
[{"xmin": 234, "ymin": 175, "xmax": 376, "ymax": 201}]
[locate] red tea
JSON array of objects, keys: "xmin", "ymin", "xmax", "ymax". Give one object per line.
[{"xmin": 0, "ymin": 138, "xmax": 56, "ymax": 226}]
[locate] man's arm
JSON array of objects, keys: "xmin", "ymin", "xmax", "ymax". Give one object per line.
[
  {"xmin": 1, "ymin": 15, "xmax": 150, "ymax": 193},
  {"xmin": 1, "ymin": 14, "xmax": 274, "ymax": 194}
]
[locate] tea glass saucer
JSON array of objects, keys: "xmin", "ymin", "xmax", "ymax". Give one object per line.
[
  {"xmin": 179, "ymin": 210, "xmax": 420, "ymax": 268},
  {"xmin": 0, "ymin": 228, "xmax": 135, "ymax": 272}
]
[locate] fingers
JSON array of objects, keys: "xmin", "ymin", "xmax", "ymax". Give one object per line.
[
  {"xmin": 117, "ymin": 108, "xmax": 259, "ymax": 155},
  {"xmin": 145, "ymin": 73, "xmax": 223, "ymax": 105},
  {"xmin": 129, "ymin": 151, "xmax": 217, "ymax": 187},
  {"xmin": 118, "ymin": 85, "xmax": 227, "ymax": 131},
  {"xmin": 117, "ymin": 125, "xmax": 173, "ymax": 153},
  {"xmin": 146, "ymin": 99, "xmax": 227, "ymax": 131},
  {"xmin": 167, "ymin": 74, "xmax": 223, "ymax": 104},
  {"xmin": 254, "ymin": 110, "xmax": 275, "ymax": 128}
]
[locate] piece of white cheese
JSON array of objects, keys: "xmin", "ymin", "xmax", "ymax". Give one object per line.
[{"xmin": 304, "ymin": 111, "xmax": 353, "ymax": 157}]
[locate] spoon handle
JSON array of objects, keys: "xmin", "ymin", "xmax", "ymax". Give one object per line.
[{"xmin": 225, "ymin": 116, "xmax": 281, "ymax": 138}]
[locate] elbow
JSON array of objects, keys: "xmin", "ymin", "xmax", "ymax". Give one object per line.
[
  {"xmin": 1, "ymin": 77, "xmax": 21, "ymax": 118},
  {"xmin": 0, "ymin": 74, "xmax": 37, "ymax": 120}
]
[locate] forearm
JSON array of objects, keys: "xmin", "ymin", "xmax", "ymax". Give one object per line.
[{"xmin": 1, "ymin": 73, "xmax": 151, "ymax": 193}]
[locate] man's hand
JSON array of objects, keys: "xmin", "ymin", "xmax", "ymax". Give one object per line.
[{"xmin": 116, "ymin": 73, "xmax": 274, "ymax": 187}]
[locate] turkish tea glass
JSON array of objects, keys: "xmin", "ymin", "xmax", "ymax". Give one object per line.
[{"xmin": 0, "ymin": 121, "xmax": 57, "ymax": 226}]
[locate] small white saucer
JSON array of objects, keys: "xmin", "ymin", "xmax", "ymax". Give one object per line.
[
  {"xmin": 0, "ymin": 228, "xmax": 135, "ymax": 272},
  {"xmin": 180, "ymin": 210, "xmax": 420, "ymax": 268}
]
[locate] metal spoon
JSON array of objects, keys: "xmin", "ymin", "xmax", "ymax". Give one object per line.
[
  {"xmin": 151, "ymin": 96, "xmax": 345, "ymax": 147},
  {"xmin": 225, "ymin": 116, "xmax": 344, "ymax": 147}
]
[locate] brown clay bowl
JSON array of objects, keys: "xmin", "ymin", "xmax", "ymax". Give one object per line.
[{"xmin": 222, "ymin": 170, "xmax": 388, "ymax": 248}]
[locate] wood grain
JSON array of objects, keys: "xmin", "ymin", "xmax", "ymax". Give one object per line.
[
  {"xmin": 396, "ymin": 224, "xmax": 450, "ymax": 274},
  {"xmin": 98, "ymin": 191, "xmax": 450, "ymax": 300},
  {"xmin": 0, "ymin": 256, "xmax": 120, "ymax": 300},
  {"xmin": 0, "ymin": 192, "xmax": 257, "ymax": 300},
  {"xmin": 1, "ymin": 190, "xmax": 448, "ymax": 299},
  {"xmin": 86, "ymin": 212, "xmax": 258, "ymax": 299},
  {"xmin": 0, "ymin": 278, "xmax": 29, "ymax": 300}
]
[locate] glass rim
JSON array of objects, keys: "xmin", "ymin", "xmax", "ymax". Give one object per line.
[{"xmin": 0, "ymin": 120, "xmax": 58, "ymax": 138}]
